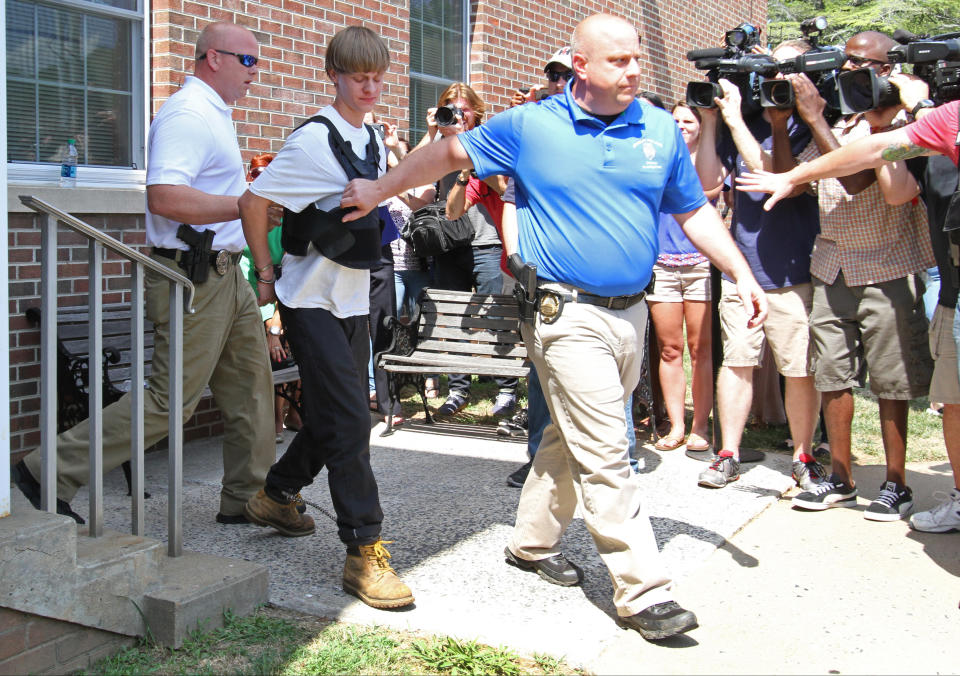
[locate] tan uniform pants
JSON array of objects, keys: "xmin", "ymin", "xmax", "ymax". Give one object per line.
[
  {"xmin": 24, "ymin": 255, "xmax": 275, "ymax": 516},
  {"xmin": 511, "ymin": 296, "xmax": 674, "ymax": 616}
]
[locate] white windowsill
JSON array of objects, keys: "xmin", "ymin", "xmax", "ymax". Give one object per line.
[{"xmin": 8, "ymin": 182, "xmax": 146, "ymax": 215}]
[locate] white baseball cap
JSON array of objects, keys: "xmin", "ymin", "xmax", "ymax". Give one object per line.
[{"xmin": 544, "ymin": 46, "xmax": 572, "ymax": 71}]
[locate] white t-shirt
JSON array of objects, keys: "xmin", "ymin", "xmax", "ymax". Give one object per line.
[
  {"xmin": 145, "ymin": 76, "xmax": 247, "ymax": 252},
  {"xmin": 249, "ymin": 105, "xmax": 386, "ymax": 317}
]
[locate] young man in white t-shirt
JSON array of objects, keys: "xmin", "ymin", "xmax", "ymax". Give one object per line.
[{"xmin": 237, "ymin": 26, "xmax": 413, "ymax": 610}]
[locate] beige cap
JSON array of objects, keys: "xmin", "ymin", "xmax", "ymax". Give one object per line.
[{"xmin": 544, "ymin": 46, "xmax": 572, "ymax": 71}]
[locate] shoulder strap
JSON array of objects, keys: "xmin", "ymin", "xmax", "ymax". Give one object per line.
[{"xmin": 291, "ymin": 115, "xmax": 380, "ymax": 180}]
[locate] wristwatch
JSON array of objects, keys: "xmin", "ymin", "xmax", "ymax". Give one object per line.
[
  {"xmin": 269, "ymin": 325, "xmax": 281, "ymax": 336},
  {"xmin": 910, "ymin": 99, "xmax": 935, "ymax": 116}
]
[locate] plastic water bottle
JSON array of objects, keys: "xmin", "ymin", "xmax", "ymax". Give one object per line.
[{"xmin": 59, "ymin": 138, "xmax": 78, "ymax": 188}]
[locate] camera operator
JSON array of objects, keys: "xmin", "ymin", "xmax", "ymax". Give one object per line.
[
  {"xmin": 694, "ymin": 40, "xmax": 824, "ymax": 492},
  {"xmin": 509, "ymin": 47, "xmax": 573, "ymax": 107},
  {"xmin": 769, "ymin": 31, "xmax": 934, "ymax": 521}
]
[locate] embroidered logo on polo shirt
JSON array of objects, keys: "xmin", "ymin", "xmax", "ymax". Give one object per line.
[{"xmin": 634, "ymin": 138, "xmax": 663, "ymax": 169}]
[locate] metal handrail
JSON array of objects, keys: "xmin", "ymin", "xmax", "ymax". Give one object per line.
[{"xmin": 20, "ymin": 194, "xmax": 195, "ymax": 557}]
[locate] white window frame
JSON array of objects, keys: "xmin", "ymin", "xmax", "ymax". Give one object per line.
[{"xmin": 6, "ymin": 0, "xmax": 149, "ymax": 188}]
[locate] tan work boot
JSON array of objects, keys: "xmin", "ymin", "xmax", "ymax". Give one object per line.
[
  {"xmin": 342, "ymin": 540, "xmax": 414, "ymax": 609},
  {"xmin": 244, "ymin": 489, "xmax": 315, "ymax": 537}
]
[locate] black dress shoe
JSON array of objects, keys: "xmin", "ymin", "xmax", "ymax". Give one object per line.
[
  {"xmin": 504, "ymin": 546, "xmax": 583, "ymax": 586},
  {"xmin": 617, "ymin": 601, "xmax": 698, "ymax": 640},
  {"xmin": 12, "ymin": 461, "xmax": 85, "ymax": 525},
  {"xmin": 215, "ymin": 512, "xmax": 250, "ymax": 524}
]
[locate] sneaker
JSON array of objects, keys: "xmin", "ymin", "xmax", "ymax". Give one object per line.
[
  {"xmin": 436, "ymin": 391, "xmax": 468, "ymax": 416},
  {"xmin": 497, "ymin": 420, "xmax": 527, "ymax": 437},
  {"xmin": 12, "ymin": 460, "xmax": 85, "ymax": 524},
  {"xmin": 506, "ymin": 460, "xmax": 532, "ymax": 487},
  {"xmin": 864, "ymin": 481, "xmax": 914, "ymax": 522},
  {"xmin": 243, "ymin": 489, "xmax": 316, "ymax": 537},
  {"xmin": 909, "ymin": 488, "xmax": 960, "ymax": 533},
  {"xmin": 813, "ymin": 442, "xmax": 831, "ymax": 464},
  {"xmin": 504, "ymin": 546, "xmax": 583, "ymax": 586},
  {"xmin": 617, "ymin": 601, "xmax": 698, "ymax": 641},
  {"xmin": 791, "ymin": 453, "xmax": 827, "ymax": 491},
  {"xmin": 343, "ymin": 540, "xmax": 415, "ymax": 609},
  {"xmin": 697, "ymin": 450, "xmax": 740, "ymax": 488},
  {"xmin": 491, "ymin": 392, "xmax": 517, "ymax": 417},
  {"xmin": 792, "ymin": 473, "xmax": 857, "ymax": 510}
]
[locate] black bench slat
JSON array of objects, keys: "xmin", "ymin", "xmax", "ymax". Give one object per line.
[
  {"xmin": 416, "ymin": 324, "xmax": 525, "ymax": 345},
  {"xmin": 421, "ymin": 299, "xmax": 520, "ymax": 319},
  {"xmin": 421, "ymin": 314, "xmax": 522, "ymax": 334}
]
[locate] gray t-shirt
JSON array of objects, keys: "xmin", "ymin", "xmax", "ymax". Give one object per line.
[{"xmin": 438, "ymin": 172, "xmax": 501, "ymax": 247}]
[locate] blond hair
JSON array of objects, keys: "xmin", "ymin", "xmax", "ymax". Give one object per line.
[
  {"xmin": 325, "ymin": 26, "xmax": 390, "ymax": 74},
  {"xmin": 437, "ymin": 82, "xmax": 486, "ymax": 125}
]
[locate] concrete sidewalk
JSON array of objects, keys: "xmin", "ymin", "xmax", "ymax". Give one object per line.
[{"xmin": 59, "ymin": 419, "xmax": 958, "ymax": 673}]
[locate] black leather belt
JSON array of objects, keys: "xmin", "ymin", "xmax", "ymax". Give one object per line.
[
  {"xmin": 153, "ymin": 247, "xmax": 242, "ymax": 275},
  {"xmin": 536, "ymin": 286, "xmax": 646, "ymax": 323}
]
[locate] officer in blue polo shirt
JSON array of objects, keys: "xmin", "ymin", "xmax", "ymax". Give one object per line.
[{"xmin": 342, "ymin": 13, "xmax": 766, "ymax": 641}]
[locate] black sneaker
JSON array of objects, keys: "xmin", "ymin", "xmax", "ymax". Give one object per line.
[
  {"xmin": 436, "ymin": 391, "xmax": 468, "ymax": 416},
  {"xmin": 617, "ymin": 601, "xmax": 698, "ymax": 641},
  {"xmin": 697, "ymin": 450, "xmax": 740, "ymax": 488},
  {"xmin": 12, "ymin": 460, "xmax": 85, "ymax": 524},
  {"xmin": 504, "ymin": 546, "xmax": 583, "ymax": 586},
  {"xmin": 864, "ymin": 481, "xmax": 914, "ymax": 522},
  {"xmin": 506, "ymin": 460, "xmax": 532, "ymax": 488},
  {"xmin": 792, "ymin": 473, "xmax": 857, "ymax": 510},
  {"xmin": 791, "ymin": 453, "xmax": 827, "ymax": 491}
]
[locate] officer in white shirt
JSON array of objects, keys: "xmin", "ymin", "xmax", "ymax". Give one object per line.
[
  {"xmin": 14, "ymin": 21, "xmax": 275, "ymax": 525},
  {"xmin": 238, "ymin": 26, "xmax": 414, "ymax": 611}
]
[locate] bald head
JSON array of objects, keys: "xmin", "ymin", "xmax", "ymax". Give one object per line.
[
  {"xmin": 572, "ymin": 14, "xmax": 638, "ymax": 61},
  {"xmin": 846, "ymin": 31, "xmax": 896, "ymax": 63},
  {"xmin": 195, "ymin": 22, "xmax": 253, "ymax": 61}
]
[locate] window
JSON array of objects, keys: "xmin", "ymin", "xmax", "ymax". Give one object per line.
[
  {"xmin": 408, "ymin": 0, "xmax": 468, "ymax": 142},
  {"xmin": 6, "ymin": 0, "xmax": 145, "ymax": 184}
]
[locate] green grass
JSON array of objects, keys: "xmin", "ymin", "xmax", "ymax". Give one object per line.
[{"xmin": 82, "ymin": 606, "xmax": 581, "ymax": 676}]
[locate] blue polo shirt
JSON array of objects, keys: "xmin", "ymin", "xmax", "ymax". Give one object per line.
[{"xmin": 457, "ymin": 86, "xmax": 707, "ymax": 296}]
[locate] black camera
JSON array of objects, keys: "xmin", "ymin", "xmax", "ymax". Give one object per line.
[
  {"xmin": 435, "ymin": 104, "xmax": 464, "ymax": 127},
  {"xmin": 684, "ymin": 48, "xmax": 777, "ymax": 113},
  {"xmin": 725, "ymin": 23, "xmax": 762, "ymax": 51},
  {"xmin": 759, "ymin": 48, "xmax": 846, "ymax": 111},
  {"xmin": 888, "ymin": 29, "xmax": 960, "ymax": 104},
  {"xmin": 837, "ymin": 68, "xmax": 901, "ymax": 114}
]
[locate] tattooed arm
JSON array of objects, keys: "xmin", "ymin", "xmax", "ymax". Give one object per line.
[{"xmin": 736, "ymin": 127, "xmax": 938, "ymax": 210}]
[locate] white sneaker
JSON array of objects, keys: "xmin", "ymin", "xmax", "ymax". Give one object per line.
[{"xmin": 909, "ymin": 488, "xmax": 960, "ymax": 533}]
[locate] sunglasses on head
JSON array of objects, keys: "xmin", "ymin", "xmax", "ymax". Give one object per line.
[
  {"xmin": 200, "ymin": 49, "xmax": 258, "ymax": 67},
  {"xmin": 845, "ymin": 54, "xmax": 886, "ymax": 68},
  {"xmin": 546, "ymin": 69, "xmax": 573, "ymax": 83}
]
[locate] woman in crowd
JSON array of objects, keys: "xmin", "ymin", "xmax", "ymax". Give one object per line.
[{"xmin": 647, "ymin": 103, "xmax": 718, "ymax": 452}]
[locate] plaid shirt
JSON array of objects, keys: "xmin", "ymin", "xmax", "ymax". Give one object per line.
[{"xmin": 797, "ymin": 115, "xmax": 933, "ymax": 287}]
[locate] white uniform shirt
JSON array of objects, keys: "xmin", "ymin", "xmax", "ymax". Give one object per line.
[
  {"xmin": 249, "ymin": 105, "xmax": 386, "ymax": 317},
  {"xmin": 145, "ymin": 76, "xmax": 248, "ymax": 252}
]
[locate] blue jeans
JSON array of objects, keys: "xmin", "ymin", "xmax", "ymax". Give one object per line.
[
  {"xmin": 394, "ymin": 268, "xmax": 431, "ymax": 318},
  {"xmin": 923, "ymin": 266, "xmax": 940, "ymax": 323}
]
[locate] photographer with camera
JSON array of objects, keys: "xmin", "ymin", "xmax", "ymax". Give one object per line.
[
  {"xmin": 693, "ymin": 40, "xmax": 824, "ymax": 492},
  {"xmin": 768, "ymin": 31, "xmax": 934, "ymax": 521},
  {"xmin": 509, "ymin": 47, "xmax": 574, "ymax": 107}
]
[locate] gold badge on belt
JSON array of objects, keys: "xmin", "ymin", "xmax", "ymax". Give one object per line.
[
  {"xmin": 214, "ymin": 250, "xmax": 230, "ymax": 276},
  {"xmin": 538, "ymin": 291, "xmax": 561, "ymax": 324}
]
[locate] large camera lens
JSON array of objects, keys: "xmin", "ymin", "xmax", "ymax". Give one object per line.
[
  {"xmin": 686, "ymin": 81, "xmax": 723, "ymax": 109},
  {"xmin": 838, "ymin": 68, "xmax": 900, "ymax": 114},
  {"xmin": 760, "ymin": 80, "xmax": 794, "ymax": 109},
  {"xmin": 435, "ymin": 104, "xmax": 462, "ymax": 127}
]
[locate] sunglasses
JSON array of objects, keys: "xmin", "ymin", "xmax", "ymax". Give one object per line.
[
  {"xmin": 845, "ymin": 54, "xmax": 886, "ymax": 68},
  {"xmin": 545, "ymin": 69, "xmax": 573, "ymax": 83},
  {"xmin": 200, "ymin": 49, "xmax": 258, "ymax": 67}
]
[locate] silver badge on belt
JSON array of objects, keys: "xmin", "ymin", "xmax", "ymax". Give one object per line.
[{"xmin": 214, "ymin": 250, "xmax": 230, "ymax": 276}]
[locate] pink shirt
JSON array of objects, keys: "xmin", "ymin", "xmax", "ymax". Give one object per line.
[{"xmin": 905, "ymin": 100, "xmax": 960, "ymax": 166}]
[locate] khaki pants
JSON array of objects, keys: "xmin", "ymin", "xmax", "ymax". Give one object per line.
[
  {"xmin": 24, "ymin": 255, "xmax": 275, "ymax": 516},
  {"xmin": 511, "ymin": 295, "xmax": 674, "ymax": 616}
]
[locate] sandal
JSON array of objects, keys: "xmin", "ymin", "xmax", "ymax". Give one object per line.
[
  {"xmin": 654, "ymin": 435, "xmax": 685, "ymax": 451},
  {"xmin": 424, "ymin": 377, "xmax": 440, "ymax": 399},
  {"xmin": 685, "ymin": 433, "xmax": 712, "ymax": 452}
]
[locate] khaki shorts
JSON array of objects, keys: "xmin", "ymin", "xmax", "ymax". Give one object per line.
[
  {"xmin": 647, "ymin": 261, "xmax": 711, "ymax": 302},
  {"xmin": 929, "ymin": 304, "xmax": 960, "ymax": 404},
  {"xmin": 810, "ymin": 273, "xmax": 932, "ymax": 399},
  {"xmin": 719, "ymin": 279, "xmax": 813, "ymax": 377}
]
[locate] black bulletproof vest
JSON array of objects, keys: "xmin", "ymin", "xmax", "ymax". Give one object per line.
[{"xmin": 280, "ymin": 115, "xmax": 382, "ymax": 269}]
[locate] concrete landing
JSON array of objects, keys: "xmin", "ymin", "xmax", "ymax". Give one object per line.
[{"xmin": 50, "ymin": 418, "xmax": 796, "ymax": 666}]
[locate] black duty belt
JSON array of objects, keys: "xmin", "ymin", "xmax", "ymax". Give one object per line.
[
  {"xmin": 153, "ymin": 248, "xmax": 242, "ymax": 276},
  {"xmin": 536, "ymin": 286, "xmax": 646, "ymax": 324}
]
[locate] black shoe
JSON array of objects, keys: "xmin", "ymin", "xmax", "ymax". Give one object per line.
[
  {"xmin": 504, "ymin": 546, "xmax": 583, "ymax": 586},
  {"xmin": 12, "ymin": 461, "xmax": 85, "ymax": 524},
  {"xmin": 617, "ymin": 601, "xmax": 698, "ymax": 640},
  {"xmin": 506, "ymin": 460, "xmax": 532, "ymax": 488},
  {"xmin": 216, "ymin": 512, "xmax": 250, "ymax": 524}
]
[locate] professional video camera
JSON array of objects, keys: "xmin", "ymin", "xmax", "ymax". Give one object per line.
[
  {"xmin": 685, "ymin": 23, "xmax": 775, "ymax": 113},
  {"xmin": 888, "ymin": 29, "xmax": 960, "ymax": 103},
  {"xmin": 758, "ymin": 17, "xmax": 845, "ymax": 114}
]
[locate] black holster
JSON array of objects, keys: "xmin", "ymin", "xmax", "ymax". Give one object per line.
[
  {"xmin": 508, "ymin": 254, "xmax": 538, "ymax": 324},
  {"xmin": 175, "ymin": 224, "xmax": 215, "ymax": 283}
]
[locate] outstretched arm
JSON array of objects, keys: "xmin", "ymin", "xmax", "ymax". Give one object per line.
[{"xmin": 341, "ymin": 136, "xmax": 474, "ymax": 221}]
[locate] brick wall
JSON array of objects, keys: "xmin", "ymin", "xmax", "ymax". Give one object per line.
[{"xmin": 0, "ymin": 607, "xmax": 135, "ymax": 674}]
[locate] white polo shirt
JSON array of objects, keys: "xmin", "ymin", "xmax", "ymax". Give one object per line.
[
  {"xmin": 145, "ymin": 76, "xmax": 247, "ymax": 252},
  {"xmin": 249, "ymin": 105, "xmax": 386, "ymax": 318}
]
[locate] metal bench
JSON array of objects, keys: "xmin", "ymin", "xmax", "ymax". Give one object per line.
[
  {"xmin": 26, "ymin": 303, "xmax": 303, "ymax": 485},
  {"xmin": 375, "ymin": 288, "xmax": 529, "ymax": 435}
]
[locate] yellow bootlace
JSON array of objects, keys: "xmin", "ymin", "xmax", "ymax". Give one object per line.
[{"xmin": 361, "ymin": 539, "xmax": 396, "ymax": 572}]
